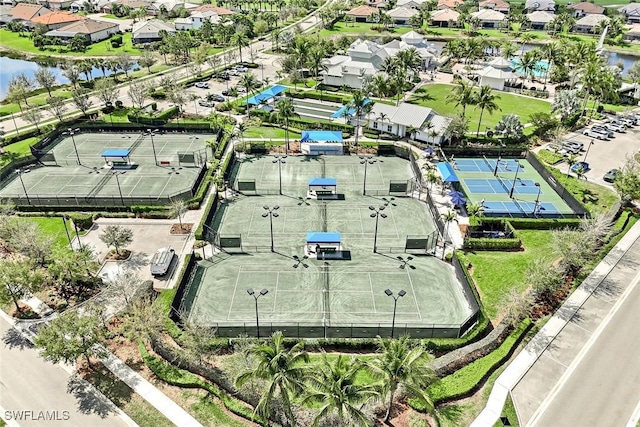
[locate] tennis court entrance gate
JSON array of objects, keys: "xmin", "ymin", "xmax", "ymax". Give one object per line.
[
  {"xmin": 178, "ymin": 148, "xmax": 207, "ymax": 167},
  {"xmin": 405, "ymin": 232, "xmax": 438, "ymax": 253}
]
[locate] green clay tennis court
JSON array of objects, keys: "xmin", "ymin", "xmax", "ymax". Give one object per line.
[
  {"xmin": 0, "ymin": 131, "xmax": 212, "ymax": 206},
  {"xmin": 184, "ymin": 155, "xmax": 477, "ymax": 338},
  {"xmin": 452, "ymin": 158, "xmax": 574, "ymax": 217}
]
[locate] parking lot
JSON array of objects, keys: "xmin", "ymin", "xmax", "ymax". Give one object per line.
[{"xmin": 540, "ymin": 110, "xmax": 640, "ymax": 187}]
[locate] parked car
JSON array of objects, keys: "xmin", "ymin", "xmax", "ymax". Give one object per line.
[
  {"xmin": 603, "ymin": 169, "xmax": 620, "ymax": 183},
  {"xmin": 590, "ymin": 126, "xmax": 614, "ymax": 138},
  {"xmin": 564, "ymin": 141, "xmax": 584, "ymax": 151},
  {"xmin": 194, "ymin": 82, "xmax": 209, "ymax": 89},
  {"xmin": 236, "ymin": 86, "xmax": 246, "ymax": 93},
  {"xmin": 570, "ymin": 161, "xmax": 590, "ymax": 173},
  {"xmin": 602, "ymin": 122, "xmax": 626, "ymax": 133},
  {"xmin": 198, "ymin": 99, "xmax": 216, "ymax": 107},
  {"xmin": 228, "ymin": 69, "xmax": 240, "ymax": 76},
  {"xmin": 206, "ymin": 94, "xmax": 225, "ymax": 102},
  {"xmin": 561, "ymin": 144, "xmax": 580, "ymax": 155},
  {"xmin": 582, "ymin": 128, "xmax": 608, "ymax": 140},
  {"xmin": 221, "ymin": 89, "xmax": 231, "ymax": 96},
  {"xmin": 214, "ymin": 72, "xmax": 230, "ymax": 80}
]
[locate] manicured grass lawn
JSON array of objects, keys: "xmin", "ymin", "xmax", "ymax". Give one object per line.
[
  {"xmin": 408, "ymin": 83, "xmax": 551, "ymax": 131},
  {"xmin": 318, "ymin": 22, "xmax": 413, "ymax": 38},
  {"xmin": 244, "ymin": 126, "xmax": 301, "ymax": 139},
  {"xmin": 0, "ymin": 30, "xmax": 143, "ymax": 56},
  {"xmin": 19, "ymin": 217, "xmax": 74, "ymax": 248},
  {"xmin": 464, "ymin": 229, "xmax": 555, "ymax": 320},
  {"xmin": 0, "ymin": 136, "xmax": 38, "ymax": 168}
]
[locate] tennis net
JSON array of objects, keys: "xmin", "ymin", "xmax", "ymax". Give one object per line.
[
  {"xmin": 321, "ymin": 202, "xmax": 327, "ymax": 232},
  {"xmin": 495, "ymin": 175, "xmax": 511, "ymax": 195},
  {"xmin": 482, "ymin": 155, "xmax": 494, "ymax": 172},
  {"xmin": 323, "ymin": 263, "xmax": 330, "ymax": 326},
  {"xmin": 321, "ymin": 158, "xmax": 326, "ymax": 178},
  {"xmin": 512, "ymin": 198, "xmax": 527, "ymax": 215}
]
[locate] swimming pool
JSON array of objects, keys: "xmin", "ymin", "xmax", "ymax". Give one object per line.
[{"xmin": 510, "ymin": 58, "xmax": 550, "ymax": 78}]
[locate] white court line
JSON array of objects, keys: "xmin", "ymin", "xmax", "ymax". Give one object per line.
[
  {"xmin": 226, "ymin": 270, "xmax": 243, "ymax": 321},
  {"xmin": 369, "ymin": 273, "xmax": 377, "ymax": 312},
  {"xmin": 388, "ymin": 208, "xmax": 401, "ymax": 239},
  {"xmin": 625, "ymin": 398, "xmax": 640, "ymax": 427},
  {"xmin": 405, "ymin": 268, "xmax": 422, "ymax": 321},
  {"xmin": 273, "ymin": 271, "xmax": 280, "ymax": 311},
  {"xmin": 158, "ymin": 175, "xmax": 173, "ymax": 199}
]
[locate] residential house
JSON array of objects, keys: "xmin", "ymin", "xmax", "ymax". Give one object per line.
[
  {"xmin": 9, "ymin": 3, "xmax": 51, "ymax": 25},
  {"xmin": 132, "ymin": 18, "xmax": 174, "ymax": 43},
  {"xmin": 322, "ymin": 34, "xmax": 437, "ymax": 89},
  {"xmin": 567, "ymin": 1, "xmax": 604, "ymax": 18},
  {"xmin": 45, "ymin": 18, "xmax": 119, "ymax": 42},
  {"xmin": 573, "ymin": 13, "xmax": 608, "ymax": 33},
  {"xmin": 479, "ymin": 0, "xmax": 510, "ymax": 14},
  {"xmin": 31, "ymin": 10, "xmax": 85, "ymax": 29},
  {"xmin": 623, "ymin": 23, "xmax": 640, "ymax": 40},
  {"xmin": 174, "ymin": 10, "xmax": 219, "ymax": 30},
  {"xmin": 387, "ymin": 6, "xmax": 419, "ymax": 25},
  {"xmin": 471, "ymin": 8, "xmax": 507, "ymax": 28},
  {"xmin": 102, "ymin": 0, "xmax": 149, "ymax": 13},
  {"xmin": 367, "ymin": 102, "xmax": 451, "ymax": 144},
  {"xmin": 619, "ymin": 3, "xmax": 640, "ymax": 24},
  {"xmin": 524, "ymin": 0, "xmax": 555, "ymax": 12},
  {"xmin": 36, "ymin": 0, "xmax": 74, "ymax": 10},
  {"xmin": 192, "ymin": 4, "xmax": 233, "ymax": 15},
  {"xmin": 526, "ymin": 10, "xmax": 555, "ymax": 29},
  {"xmin": 397, "ymin": 0, "xmax": 429, "ymax": 9},
  {"xmin": 367, "ymin": 0, "xmax": 387, "ymax": 8},
  {"xmin": 437, "ymin": 0, "xmax": 463, "ymax": 10},
  {"xmin": 430, "ymin": 8, "xmax": 459, "ymax": 27},
  {"xmin": 346, "ymin": 5, "xmax": 378, "ymax": 22},
  {"xmin": 149, "ymin": 0, "xmax": 197, "ymax": 15}
]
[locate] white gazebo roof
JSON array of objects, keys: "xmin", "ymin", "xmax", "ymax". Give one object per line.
[
  {"xmin": 477, "ymin": 66, "xmax": 514, "ymax": 79},
  {"xmin": 487, "ymin": 57, "xmax": 512, "ymax": 69}
]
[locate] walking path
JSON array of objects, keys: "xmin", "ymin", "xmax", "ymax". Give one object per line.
[{"xmin": 471, "ymin": 219, "xmax": 640, "ymax": 426}]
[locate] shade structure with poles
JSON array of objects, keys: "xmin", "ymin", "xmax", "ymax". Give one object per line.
[
  {"xmin": 450, "ymin": 193, "xmax": 467, "ymax": 206},
  {"xmin": 423, "ymin": 147, "xmax": 436, "ymax": 155}
]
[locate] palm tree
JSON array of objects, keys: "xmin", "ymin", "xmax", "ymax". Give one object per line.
[
  {"xmin": 474, "ymin": 85, "xmax": 501, "ymax": 137},
  {"xmin": 518, "ymin": 32, "xmax": 534, "ymax": 56},
  {"xmin": 239, "ymin": 72, "xmax": 257, "ymax": 112},
  {"xmin": 466, "ymin": 201, "xmax": 484, "ymax": 225},
  {"xmin": 446, "ymin": 80, "xmax": 475, "ymax": 119},
  {"xmin": 376, "ymin": 112, "xmax": 389, "ymax": 142},
  {"xmin": 565, "ymin": 155, "xmax": 578, "ymax": 180},
  {"xmin": 303, "ymin": 354, "xmax": 378, "ymax": 427},
  {"xmin": 231, "ymin": 32, "xmax": 250, "ymax": 63},
  {"xmin": 425, "ymin": 170, "xmax": 441, "ymax": 193},
  {"xmin": 276, "ymin": 97, "xmax": 297, "ymax": 153},
  {"xmin": 347, "ymin": 90, "xmax": 372, "ymax": 148},
  {"xmin": 236, "ymin": 122, "xmax": 248, "ymax": 152},
  {"xmin": 236, "ymin": 331, "xmax": 309, "ymax": 426},
  {"xmin": 442, "ymin": 210, "xmax": 458, "ymax": 247},
  {"xmin": 366, "ymin": 336, "xmax": 437, "ymax": 423}
]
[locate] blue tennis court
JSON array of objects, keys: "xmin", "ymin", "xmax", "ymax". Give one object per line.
[
  {"xmin": 483, "ymin": 201, "xmax": 560, "ymax": 216},
  {"xmin": 454, "ymin": 158, "xmax": 521, "ymax": 174},
  {"xmin": 466, "ymin": 178, "xmax": 541, "ymax": 195}
]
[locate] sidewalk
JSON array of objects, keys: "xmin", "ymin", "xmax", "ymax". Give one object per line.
[{"xmin": 471, "ymin": 220, "xmax": 640, "ymax": 426}]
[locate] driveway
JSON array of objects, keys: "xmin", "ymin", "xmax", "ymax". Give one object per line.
[
  {"xmin": 88, "ymin": 13, "xmax": 134, "ymax": 32},
  {"xmin": 81, "ymin": 219, "xmax": 190, "ymax": 288}
]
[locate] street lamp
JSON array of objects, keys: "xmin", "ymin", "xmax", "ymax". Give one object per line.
[
  {"xmin": 360, "ymin": 155, "xmax": 376, "ymax": 196},
  {"xmin": 63, "ymin": 128, "xmax": 81, "ymax": 165},
  {"xmin": 62, "ymin": 215, "xmax": 72, "ymax": 246},
  {"xmin": 247, "ymin": 288, "xmax": 269, "ymax": 338},
  {"xmin": 112, "ymin": 171, "xmax": 126, "ymax": 205},
  {"xmin": 15, "ymin": 169, "xmax": 30, "ymax": 205},
  {"xmin": 508, "ymin": 160, "xmax": 522, "ymax": 199},
  {"xmin": 583, "ymin": 139, "xmax": 594, "ymax": 163},
  {"xmin": 532, "ymin": 182, "xmax": 541, "ymax": 216},
  {"xmin": 262, "ymin": 205, "xmax": 279, "ymax": 252},
  {"xmin": 273, "ymin": 155, "xmax": 286, "ymax": 195},
  {"xmin": 369, "ymin": 204, "xmax": 387, "ymax": 253},
  {"xmin": 384, "ymin": 289, "xmax": 406, "ymax": 339},
  {"xmin": 145, "ymin": 129, "xmax": 160, "ymax": 166}
]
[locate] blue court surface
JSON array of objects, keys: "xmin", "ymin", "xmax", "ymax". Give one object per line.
[
  {"xmin": 465, "ymin": 178, "xmax": 541, "ymax": 195},
  {"xmin": 483, "ymin": 201, "xmax": 560, "ymax": 216},
  {"xmin": 454, "ymin": 158, "xmax": 521, "ymax": 174}
]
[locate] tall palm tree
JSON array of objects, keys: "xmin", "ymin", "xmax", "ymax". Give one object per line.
[
  {"xmin": 347, "ymin": 90, "xmax": 372, "ymax": 148},
  {"xmin": 376, "ymin": 112, "xmax": 389, "ymax": 141},
  {"xmin": 499, "ymin": 41, "xmax": 518, "ymax": 59},
  {"xmin": 276, "ymin": 97, "xmax": 297, "ymax": 153},
  {"xmin": 236, "ymin": 331, "xmax": 309, "ymax": 426},
  {"xmin": 366, "ymin": 336, "xmax": 437, "ymax": 423},
  {"xmin": 518, "ymin": 32, "xmax": 534, "ymax": 56},
  {"xmin": 231, "ymin": 32, "xmax": 250, "ymax": 63},
  {"xmin": 474, "ymin": 85, "xmax": 501, "ymax": 136},
  {"xmin": 446, "ymin": 80, "xmax": 475, "ymax": 119},
  {"xmin": 302, "ymin": 354, "xmax": 378, "ymax": 427},
  {"xmin": 565, "ymin": 154, "xmax": 578, "ymax": 180},
  {"xmin": 239, "ymin": 72, "xmax": 257, "ymax": 112},
  {"xmin": 236, "ymin": 121, "xmax": 248, "ymax": 152},
  {"xmin": 466, "ymin": 201, "xmax": 484, "ymax": 225},
  {"xmin": 442, "ymin": 209, "xmax": 458, "ymax": 247}
]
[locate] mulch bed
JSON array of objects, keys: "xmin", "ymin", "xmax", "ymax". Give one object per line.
[
  {"xmin": 170, "ymin": 223, "xmax": 193, "ymax": 235},
  {"xmin": 7, "ymin": 302, "xmax": 41, "ymax": 319},
  {"xmin": 105, "ymin": 250, "xmax": 132, "ymax": 261}
]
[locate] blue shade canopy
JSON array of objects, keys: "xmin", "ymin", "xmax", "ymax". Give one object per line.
[
  {"xmin": 424, "ymin": 147, "xmax": 436, "ymax": 154},
  {"xmin": 309, "ymin": 178, "xmax": 337, "ymax": 186},
  {"xmin": 102, "ymin": 149, "xmax": 130, "ymax": 157},
  {"xmin": 300, "ymin": 131, "xmax": 343, "ymax": 142},
  {"xmin": 246, "ymin": 85, "xmax": 288, "ymax": 105},
  {"xmin": 450, "ymin": 194, "xmax": 466, "ymax": 206},
  {"xmin": 330, "ymin": 98, "xmax": 372, "ymax": 119},
  {"xmin": 436, "ymin": 162, "xmax": 459, "ymax": 183},
  {"xmin": 306, "ymin": 232, "xmax": 341, "ymax": 243}
]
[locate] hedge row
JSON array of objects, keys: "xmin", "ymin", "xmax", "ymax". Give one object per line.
[
  {"xmin": 128, "ymin": 106, "xmax": 179, "ymax": 124},
  {"xmin": 139, "ymin": 344, "xmax": 264, "ymax": 425},
  {"xmin": 463, "ymin": 237, "xmax": 521, "ymax": 251},
  {"xmin": 1, "ymin": 126, "xmax": 46, "ymax": 147},
  {"xmin": 505, "ymin": 217, "xmax": 582, "ymax": 230},
  {"xmin": 194, "ymin": 192, "xmax": 217, "ymax": 240},
  {"xmin": 288, "ymin": 90, "xmax": 349, "ymax": 104},
  {"xmin": 410, "ymin": 318, "xmax": 532, "ymax": 410},
  {"xmin": 189, "ymin": 165, "xmax": 215, "ymax": 206},
  {"xmin": 214, "ymin": 129, "xmax": 231, "ymax": 160}
]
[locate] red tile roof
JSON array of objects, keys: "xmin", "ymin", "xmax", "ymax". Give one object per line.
[{"xmin": 31, "ymin": 11, "xmax": 86, "ymax": 25}]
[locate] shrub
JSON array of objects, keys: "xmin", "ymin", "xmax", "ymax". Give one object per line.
[
  {"xmin": 463, "ymin": 237, "xmax": 521, "ymax": 250},
  {"xmin": 536, "ymin": 149, "xmax": 564, "ymax": 165},
  {"xmin": 68, "ymin": 213, "xmax": 93, "ymax": 230}
]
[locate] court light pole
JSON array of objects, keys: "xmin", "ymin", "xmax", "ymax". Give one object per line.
[
  {"xmin": 384, "ymin": 289, "xmax": 406, "ymax": 339},
  {"xmin": 532, "ymin": 182, "xmax": 541, "ymax": 216},
  {"xmin": 61, "ymin": 215, "xmax": 72, "ymax": 246},
  {"xmin": 583, "ymin": 139, "xmax": 594, "ymax": 163},
  {"xmin": 262, "ymin": 205, "xmax": 279, "ymax": 252},
  {"xmin": 63, "ymin": 128, "xmax": 81, "ymax": 165},
  {"xmin": 15, "ymin": 169, "xmax": 30, "ymax": 205},
  {"xmin": 508, "ymin": 159, "xmax": 522, "ymax": 199},
  {"xmin": 145, "ymin": 129, "xmax": 159, "ymax": 166},
  {"xmin": 369, "ymin": 205, "xmax": 387, "ymax": 253},
  {"xmin": 273, "ymin": 155, "xmax": 286, "ymax": 195},
  {"xmin": 360, "ymin": 155, "xmax": 376, "ymax": 196},
  {"xmin": 247, "ymin": 288, "xmax": 268, "ymax": 339},
  {"xmin": 112, "ymin": 171, "xmax": 126, "ymax": 205}
]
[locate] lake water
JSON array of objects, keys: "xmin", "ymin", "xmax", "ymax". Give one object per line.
[{"xmin": 0, "ymin": 56, "xmax": 139, "ymax": 100}]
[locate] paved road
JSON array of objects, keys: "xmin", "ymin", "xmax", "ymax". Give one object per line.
[
  {"xmin": 512, "ymin": 234, "xmax": 640, "ymax": 426},
  {"xmin": 0, "ymin": 316, "xmax": 132, "ymax": 427}
]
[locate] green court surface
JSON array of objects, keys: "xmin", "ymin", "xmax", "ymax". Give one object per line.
[
  {"xmin": 0, "ymin": 131, "xmax": 213, "ymax": 205},
  {"xmin": 453, "ymin": 158, "xmax": 574, "ymax": 217},
  {"xmin": 185, "ymin": 155, "xmax": 476, "ymax": 338}
]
